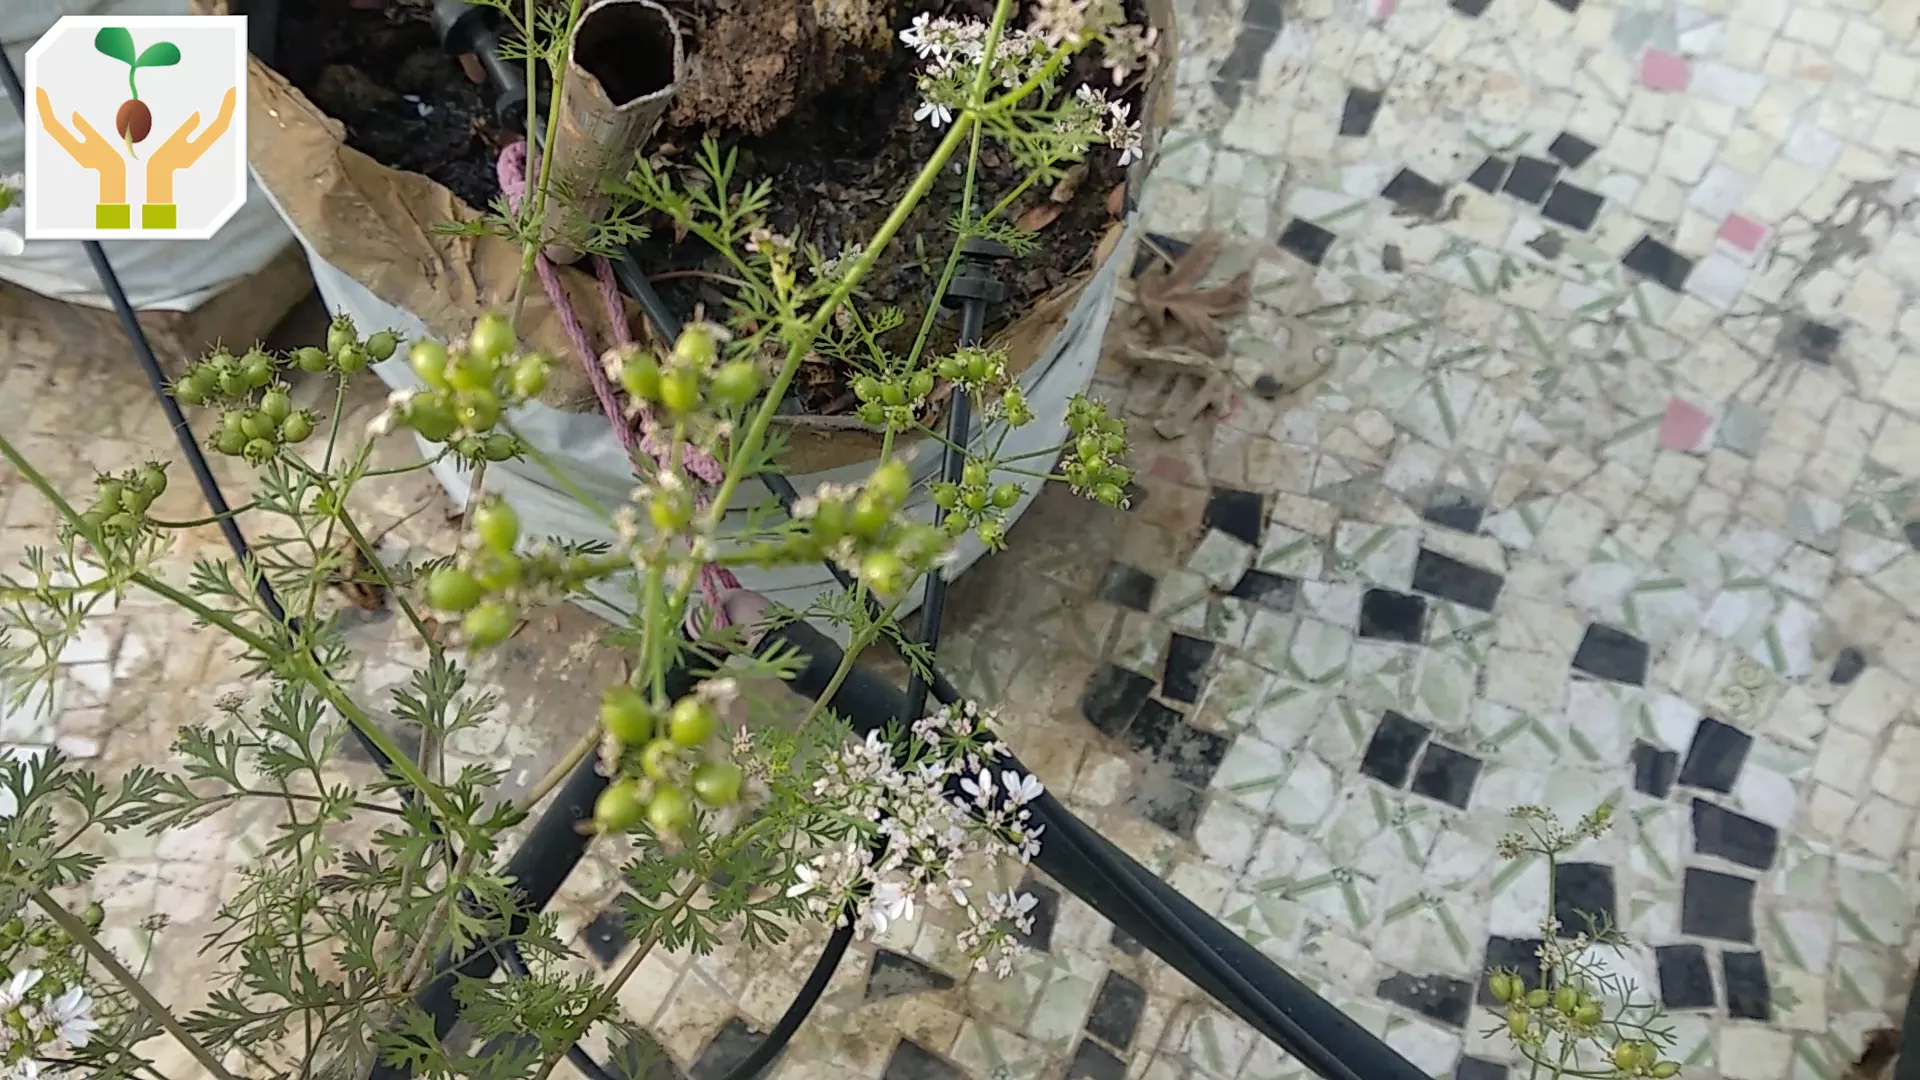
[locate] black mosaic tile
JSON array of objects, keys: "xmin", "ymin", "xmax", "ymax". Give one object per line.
[
  {"xmin": 1541, "ymin": 183, "xmax": 1604, "ymax": 230},
  {"xmin": 1622, "ymin": 235, "xmax": 1694, "ymax": 292},
  {"xmin": 1097, "ymin": 562, "xmax": 1157, "ymax": 611},
  {"xmin": 883, "ymin": 1040, "xmax": 967, "ymax": 1080},
  {"xmin": 866, "ymin": 950, "xmax": 956, "ymax": 1001},
  {"xmin": 1423, "ymin": 491, "xmax": 1486, "ymax": 533},
  {"xmin": 1832, "ymin": 646, "xmax": 1867, "ymax": 684},
  {"xmin": 1548, "ymin": 0, "xmax": 1579, "ymax": 11},
  {"xmin": 1572, "ymin": 623, "xmax": 1649, "ymax": 685},
  {"xmin": 1110, "ymin": 926, "xmax": 1144, "ymax": 956},
  {"xmin": 1553, "ymin": 862, "xmax": 1616, "ymax": 936},
  {"xmin": 1723, "ymin": 951, "xmax": 1771, "ymax": 1021},
  {"xmin": 1279, "ymin": 218, "xmax": 1337, "ymax": 265},
  {"xmin": 1655, "ymin": 944, "xmax": 1715, "ymax": 1010},
  {"xmin": 1376, "ymin": 971, "xmax": 1473, "ymax": 1028},
  {"xmin": 1449, "ymin": 0, "xmax": 1491, "ymax": 16},
  {"xmin": 1411, "ymin": 548, "xmax": 1504, "ymax": 611},
  {"xmin": 1204, "ymin": 486, "xmax": 1265, "ymax": 545},
  {"xmin": 1678, "ymin": 717, "xmax": 1751, "ymax": 794},
  {"xmin": 692, "ymin": 1019, "xmax": 768, "ymax": 1080},
  {"xmin": 1681, "ymin": 867, "xmax": 1756, "ymax": 942},
  {"xmin": 1548, "ymin": 132, "xmax": 1597, "ymax": 168},
  {"xmin": 1125, "ymin": 701, "xmax": 1229, "ymax": 787},
  {"xmin": 1479, "ymin": 937, "xmax": 1544, "ymax": 1007},
  {"xmin": 581, "ymin": 898, "xmax": 634, "ymax": 965},
  {"xmin": 1906, "ymin": 521, "xmax": 1920, "ymax": 551},
  {"xmin": 1230, "ymin": 569, "xmax": 1299, "ymax": 610},
  {"xmin": 1212, "ymin": 79, "xmax": 1244, "ymax": 110},
  {"xmin": 1086, "ymin": 972, "xmax": 1148, "ymax": 1050},
  {"xmin": 1080, "ymin": 664, "xmax": 1154, "ymax": 736},
  {"xmin": 1383, "ymin": 168, "xmax": 1448, "ymax": 218},
  {"xmin": 1361, "ymin": 710, "xmax": 1431, "ymax": 787},
  {"xmin": 1014, "ymin": 873, "xmax": 1060, "ymax": 951},
  {"xmin": 1796, "ymin": 319, "xmax": 1842, "ymax": 365},
  {"xmin": 1456, "ymin": 1058, "xmax": 1508, "ymax": 1080},
  {"xmin": 604, "ymin": 1031, "xmax": 687, "ymax": 1080},
  {"xmin": 1631, "ymin": 741, "xmax": 1678, "ymax": 798},
  {"xmin": 1162, "ymin": 634, "xmax": 1216, "ymax": 704},
  {"xmin": 1503, "ymin": 156, "xmax": 1560, "ymax": 203},
  {"xmin": 1341, "ymin": 87, "xmax": 1383, "ymax": 137},
  {"xmin": 1066, "ymin": 1039, "xmax": 1128, "ymax": 1080},
  {"xmin": 1410, "ymin": 743, "xmax": 1482, "ymax": 809},
  {"xmin": 1691, "ymin": 798, "xmax": 1778, "ymax": 870},
  {"xmin": 1359, "ymin": 588, "xmax": 1428, "ymax": 643},
  {"xmin": 1215, "ymin": 25, "xmax": 1275, "ymax": 82},
  {"xmin": 1467, "ymin": 156, "xmax": 1508, "ymax": 192},
  {"xmin": 1242, "ymin": 0, "xmax": 1283, "ymax": 28}
]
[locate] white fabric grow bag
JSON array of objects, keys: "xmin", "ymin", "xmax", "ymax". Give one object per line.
[
  {"xmin": 267, "ymin": 171, "xmax": 1136, "ymax": 624},
  {"xmin": 0, "ymin": 1, "xmax": 293, "ymax": 311}
]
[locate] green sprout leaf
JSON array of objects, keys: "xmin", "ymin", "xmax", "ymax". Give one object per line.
[
  {"xmin": 135, "ymin": 42, "xmax": 181, "ymax": 68},
  {"xmin": 93, "ymin": 27, "xmax": 136, "ymax": 66}
]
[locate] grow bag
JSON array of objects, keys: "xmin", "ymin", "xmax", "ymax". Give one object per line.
[{"xmin": 231, "ymin": 4, "xmax": 1171, "ymax": 622}]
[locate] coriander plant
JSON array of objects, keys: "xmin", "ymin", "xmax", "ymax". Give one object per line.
[
  {"xmin": 1483, "ymin": 806, "xmax": 1684, "ymax": 1080},
  {"xmin": 0, "ymin": 0, "xmax": 1152, "ymax": 1076}
]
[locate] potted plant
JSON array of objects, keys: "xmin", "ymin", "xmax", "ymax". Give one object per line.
[{"xmin": 194, "ymin": 0, "xmax": 1171, "ymax": 620}]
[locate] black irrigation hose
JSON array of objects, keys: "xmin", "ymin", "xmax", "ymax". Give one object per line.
[
  {"xmin": 902, "ymin": 295, "xmax": 982, "ymax": 722},
  {"xmin": 761, "ymin": 620, "xmax": 1422, "ymax": 1080}
]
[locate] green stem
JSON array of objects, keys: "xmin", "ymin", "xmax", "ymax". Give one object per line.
[
  {"xmin": 510, "ymin": 0, "xmax": 584, "ymax": 326},
  {"xmin": 658, "ymin": 116, "xmax": 977, "ymax": 632}
]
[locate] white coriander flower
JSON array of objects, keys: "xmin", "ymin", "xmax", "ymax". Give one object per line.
[
  {"xmin": 900, "ymin": 13, "xmax": 939, "ymax": 57},
  {"xmin": 4, "ymin": 1058, "xmax": 41, "ymax": 1080},
  {"xmin": 788, "ymin": 863, "xmax": 822, "ymax": 898},
  {"xmin": 1002, "ymin": 771, "xmax": 1044, "ymax": 805},
  {"xmin": 0, "ymin": 969, "xmax": 43, "ymax": 1013},
  {"xmin": 914, "ymin": 100, "xmax": 954, "ymax": 128},
  {"xmin": 869, "ymin": 880, "xmax": 914, "ymax": 933},
  {"xmin": 44, "ymin": 986, "xmax": 96, "ymax": 1049}
]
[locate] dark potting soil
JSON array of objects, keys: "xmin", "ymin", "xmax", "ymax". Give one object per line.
[{"xmin": 273, "ymin": 0, "xmax": 1139, "ymax": 414}]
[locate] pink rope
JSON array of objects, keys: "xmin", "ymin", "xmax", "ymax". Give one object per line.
[{"xmin": 497, "ymin": 141, "xmax": 741, "ymax": 624}]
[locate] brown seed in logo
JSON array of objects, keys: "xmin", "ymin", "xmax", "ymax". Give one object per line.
[{"xmin": 115, "ymin": 99, "xmax": 152, "ymax": 143}]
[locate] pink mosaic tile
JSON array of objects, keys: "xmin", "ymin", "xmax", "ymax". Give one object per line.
[
  {"xmin": 1370, "ymin": 0, "xmax": 1397, "ymax": 19},
  {"xmin": 1659, "ymin": 397, "xmax": 1714, "ymax": 452},
  {"xmin": 1640, "ymin": 48, "xmax": 1691, "ymax": 91},
  {"xmin": 1718, "ymin": 213, "xmax": 1769, "ymax": 255}
]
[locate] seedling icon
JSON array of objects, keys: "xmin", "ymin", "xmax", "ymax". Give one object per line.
[{"xmin": 94, "ymin": 27, "xmax": 181, "ymax": 158}]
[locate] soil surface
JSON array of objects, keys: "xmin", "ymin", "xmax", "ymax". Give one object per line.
[{"xmin": 274, "ymin": 0, "xmax": 1142, "ymax": 413}]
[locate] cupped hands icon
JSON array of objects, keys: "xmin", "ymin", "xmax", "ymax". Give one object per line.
[{"xmin": 34, "ymin": 83, "xmax": 235, "ymax": 230}]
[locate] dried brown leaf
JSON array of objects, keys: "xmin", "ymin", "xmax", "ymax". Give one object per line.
[
  {"xmin": 457, "ymin": 53, "xmax": 487, "ymax": 84},
  {"xmin": 1016, "ymin": 203, "xmax": 1065, "ymax": 232},
  {"xmin": 1132, "ymin": 232, "xmax": 1250, "ymax": 357},
  {"xmin": 1106, "ymin": 182, "xmax": 1127, "ymax": 217}
]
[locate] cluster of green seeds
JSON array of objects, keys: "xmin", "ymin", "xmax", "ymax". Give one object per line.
[
  {"xmin": 398, "ymin": 313, "xmax": 548, "ymax": 460},
  {"xmin": 1060, "ymin": 395, "xmax": 1132, "ymax": 507},
  {"xmin": 592, "ymin": 687, "xmax": 744, "ymax": 836},
  {"xmin": 73, "ymin": 462, "xmax": 168, "ymax": 540},
  {"xmin": 610, "ymin": 323, "xmax": 763, "ymax": 417}
]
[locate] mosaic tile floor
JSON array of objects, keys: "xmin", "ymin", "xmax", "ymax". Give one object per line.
[{"xmin": 10, "ymin": 0, "xmax": 1920, "ymax": 1074}]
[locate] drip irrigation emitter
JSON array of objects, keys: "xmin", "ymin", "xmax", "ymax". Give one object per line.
[{"xmin": 0, "ymin": 16, "xmax": 1431, "ymax": 1080}]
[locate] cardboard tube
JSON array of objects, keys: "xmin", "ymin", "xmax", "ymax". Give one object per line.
[{"xmin": 543, "ymin": 0, "xmax": 682, "ymax": 263}]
